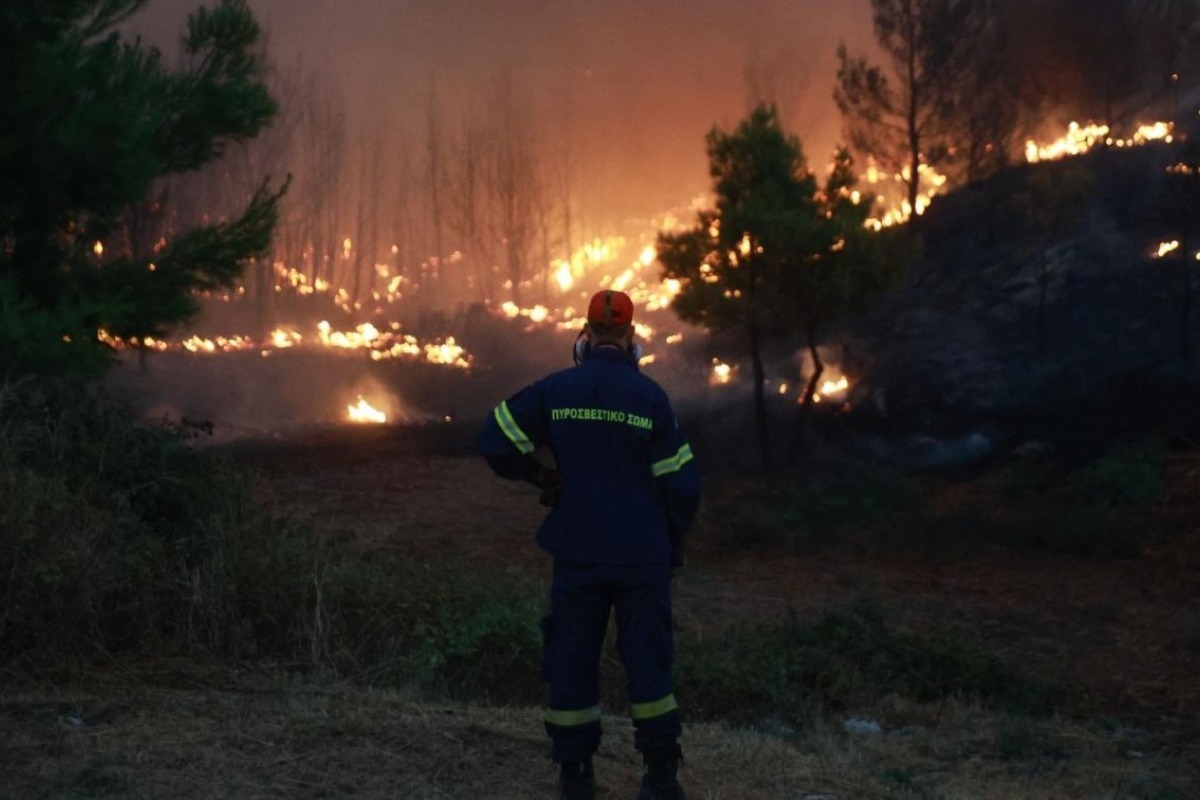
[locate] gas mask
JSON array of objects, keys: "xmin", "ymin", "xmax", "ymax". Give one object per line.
[{"xmin": 573, "ymin": 327, "xmax": 642, "ymax": 366}]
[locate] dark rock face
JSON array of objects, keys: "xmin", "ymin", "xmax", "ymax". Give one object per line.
[{"xmin": 849, "ymin": 145, "xmax": 1200, "ymax": 441}]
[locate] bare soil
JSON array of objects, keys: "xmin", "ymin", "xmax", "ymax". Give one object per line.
[
  {"xmin": 3, "ymin": 421, "xmax": 1198, "ymax": 799},
  {"xmin": 231, "ymin": 423, "xmax": 1200, "ymax": 728}
]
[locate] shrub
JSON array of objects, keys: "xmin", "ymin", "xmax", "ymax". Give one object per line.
[
  {"xmin": 913, "ymin": 439, "xmax": 1167, "ymax": 559},
  {"xmin": 0, "ymin": 377, "xmax": 545, "ymax": 706},
  {"xmin": 708, "ymin": 457, "xmax": 915, "ymax": 548},
  {"xmin": 0, "ymin": 379, "xmax": 1061, "ymax": 726},
  {"xmin": 313, "ymin": 557, "xmax": 544, "ymax": 704},
  {"xmin": 677, "ymin": 599, "xmax": 1060, "ymax": 727},
  {"xmin": 1068, "ymin": 439, "xmax": 1165, "ymax": 508},
  {"xmin": 0, "ymin": 378, "xmax": 276, "ymax": 663}
]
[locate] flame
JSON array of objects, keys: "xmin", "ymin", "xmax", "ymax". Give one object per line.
[
  {"xmin": 270, "ymin": 327, "xmax": 302, "ymax": 348},
  {"xmin": 422, "ymin": 336, "xmax": 470, "ymax": 368},
  {"xmin": 579, "ymin": 237, "xmax": 623, "ymax": 266},
  {"xmin": 1026, "ymin": 120, "xmax": 1173, "ymax": 164},
  {"xmin": 347, "ymin": 396, "xmax": 387, "ymax": 424},
  {"xmin": 710, "ymin": 359, "xmax": 734, "ymax": 385},
  {"xmin": 98, "ymin": 320, "xmax": 473, "ymax": 368},
  {"xmin": 1129, "ymin": 122, "xmax": 1174, "ymax": 145},
  {"xmin": 821, "ymin": 376, "xmax": 850, "ymax": 395},
  {"xmin": 863, "ymin": 120, "xmax": 1175, "ymax": 231},
  {"xmin": 810, "ymin": 375, "xmax": 850, "ymax": 404},
  {"xmin": 101, "ymin": 114, "xmax": 1182, "ymax": 391},
  {"xmin": 554, "ymin": 261, "xmax": 574, "ymax": 292},
  {"xmin": 863, "ymin": 160, "xmax": 948, "ymax": 230},
  {"xmin": 1154, "ymin": 240, "xmax": 1181, "ymax": 259}
]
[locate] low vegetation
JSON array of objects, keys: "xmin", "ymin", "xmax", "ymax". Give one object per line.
[
  {"xmin": 3, "ymin": 378, "xmax": 1197, "ymax": 798},
  {"xmin": 1, "ymin": 379, "xmax": 1058, "ymax": 718}
]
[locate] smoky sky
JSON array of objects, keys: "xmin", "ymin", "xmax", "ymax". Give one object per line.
[{"xmin": 131, "ymin": 1, "xmax": 874, "ymax": 225}]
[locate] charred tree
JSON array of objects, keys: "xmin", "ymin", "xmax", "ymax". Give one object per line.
[{"xmin": 835, "ymin": 0, "xmax": 985, "ymax": 219}]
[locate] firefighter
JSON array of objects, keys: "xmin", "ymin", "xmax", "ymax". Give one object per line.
[{"xmin": 479, "ymin": 289, "xmax": 702, "ymax": 800}]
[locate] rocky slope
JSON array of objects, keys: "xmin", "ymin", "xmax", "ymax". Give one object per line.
[{"xmin": 849, "ymin": 143, "xmax": 1200, "ymax": 445}]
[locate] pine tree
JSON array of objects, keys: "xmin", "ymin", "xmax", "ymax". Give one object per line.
[
  {"xmin": 658, "ymin": 106, "xmax": 908, "ymax": 470},
  {"xmin": 0, "ymin": 0, "xmax": 284, "ymax": 376},
  {"xmin": 834, "ymin": 0, "xmax": 985, "ymax": 218}
]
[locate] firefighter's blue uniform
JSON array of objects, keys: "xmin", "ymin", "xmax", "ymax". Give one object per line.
[{"xmin": 479, "ymin": 343, "xmax": 702, "ymax": 765}]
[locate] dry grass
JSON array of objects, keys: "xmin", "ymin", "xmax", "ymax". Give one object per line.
[
  {"xmin": 6, "ymin": 394, "xmax": 1198, "ymax": 799},
  {"xmin": 1, "ymin": 667, "xmax": 1195, "ymax": 800}
]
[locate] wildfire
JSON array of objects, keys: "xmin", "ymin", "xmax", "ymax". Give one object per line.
[
  {"xmin": 347, "ymin": 396, "xmax": 387, "ymax": 424},
  {"xmin": 864, "ymin": 160, "xmax": 948, "ymax": 230},
  {"xmin": 270, "ymin": 327, "xmax": 303, "ymax": 348},
  {"xmin": 863, "ymin": 119, "xmax": 1177, "ymax": 230},
  {"xmin": 486, "ymin": 230, "xmax": 688, "ymax": 346},
  {"xmin": 98, "ymin": 321, "xmax": 474, "ymax": 368},
  {"xmin": 1154, "ymin": 240, "xmax": 1182, "ymax": 259},
  {"xmin": 1026, "ymin": 120, "xmax": 1174, "ymax": 163},
  {"xmin": 811, "ymin": 375, "xmax": 850, "ymax": 404},
  {"xmin": 554, "ymin": 261, "xmax": 574, "ymax": 292},
  {"xmin": 710, "ymin": 359, "xmax": 734, "ymax": 385}
]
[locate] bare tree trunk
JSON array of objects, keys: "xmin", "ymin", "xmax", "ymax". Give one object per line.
[
  {"xmin": 791, "ymin": 322, "xmax": 825, "ymax": 462},
  {"xmin": 425, "ymin": 80, "xmax": 446, "ymax": 307},
  {"xmin": 748, "ymin": 321, "xmax": 771, "ymax": 472},
  {"xmin": 365, "ymin": 133, "xmax": 383, "ymax": 309},
  {"xmin": 905, "ymin": 6, "xmax": 921, "ymax": 219},
  {"xmin": 351, "ymin": 150, "xmax": 367, "ymax": 310}
]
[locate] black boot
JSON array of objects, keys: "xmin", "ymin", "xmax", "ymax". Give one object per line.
[
  {"xmin": 560, "ymin": 759, "xmax": 596, "ymax": 800},
  {"xmin": 636, "ymin": 744, "xmax": 686, "ymax": 800}
]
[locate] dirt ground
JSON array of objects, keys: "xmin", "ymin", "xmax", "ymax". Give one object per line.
[
  {"xmin": 4, "ymin": 420, "xmax": 1199, "ymax": 799},
  {"xmin": 230, "ymin": 422, "xmax": 1200, "ymax": 730}
]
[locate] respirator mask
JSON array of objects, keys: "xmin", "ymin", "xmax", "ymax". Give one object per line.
[{"xmin": 573, "ymin": 327, "xmax": 642, "ymax": 366}]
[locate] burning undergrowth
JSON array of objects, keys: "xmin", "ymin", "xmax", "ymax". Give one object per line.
[{"xmin": 100, "ymin": 293, "xmax": 856, "ymax": 472}]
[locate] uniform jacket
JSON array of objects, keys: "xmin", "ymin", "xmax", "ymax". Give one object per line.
[{"xmin": 479, "ymin": 345, "xmax": 702, "ymax": 565}]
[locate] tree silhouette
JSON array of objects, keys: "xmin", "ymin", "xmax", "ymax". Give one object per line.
[
  {"xmin": 658, "ymin": 106, "xmax": 907, "ymax": 470},
  {"xmin": 0, "ymin": 0, "xmax": 284, "ymax": 376},
  {"xmin": 835, "ymin": 0, "xmax": 984, "ymax": 218}
]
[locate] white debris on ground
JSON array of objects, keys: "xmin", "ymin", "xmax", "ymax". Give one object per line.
[{"xmin": 843, "ymin": 717, "xmax": 883, "ymax": 736}]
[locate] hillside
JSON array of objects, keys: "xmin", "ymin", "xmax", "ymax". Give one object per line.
[{"xmin": 849, "ymin": 143, "xmax": 1200, "ymax": 444}]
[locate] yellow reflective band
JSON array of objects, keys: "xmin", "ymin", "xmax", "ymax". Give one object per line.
[
  {"xmin": 651, "ymin": 444, "xmax": 693, "ymax": 477},
  {"xmin": 630, "ymin": 694, "xmax": 678, "ymax": 720},
  {"xmin": 545, "ymin": 706, "xmax": 602, "ymax": 727},
  {"xmin": 494, "ymin": 401, "xmax": 535, "ymax": 454}
]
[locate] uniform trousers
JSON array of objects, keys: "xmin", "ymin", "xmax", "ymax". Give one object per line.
[{"xmin": 541, "ymin": 560, "xmax": 682, "ymax": 763}]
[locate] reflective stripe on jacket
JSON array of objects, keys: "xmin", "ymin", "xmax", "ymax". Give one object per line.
[{"xmin": 479, "ymin": 346, "xmax": 701, "ymax": 564}]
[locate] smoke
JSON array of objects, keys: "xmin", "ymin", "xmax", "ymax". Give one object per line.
[
  {"xmin": 102, "ymin": 349, "xmax": 458, "ymax": 440},
  {"xmin": 105, "ymin": 0, "xmax": 878, "ymax": 451},
  {"xmin": 131, "ymin": 0, "xmax": 874, "ymax": 224}
]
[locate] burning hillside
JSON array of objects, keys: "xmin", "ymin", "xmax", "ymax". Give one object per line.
[
  {"xmin": 99, "ymin": 120, "xmax": 1182, "ymax": 432},
  {"xmin": 847, "ymin": 133, "xmax": 1200, "ymax": 440}
]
